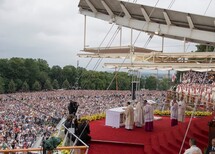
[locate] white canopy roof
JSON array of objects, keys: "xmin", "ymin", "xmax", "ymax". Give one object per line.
[{"xmin": 78, "ymin": 0, "xmax": 215, "ymax": 45}]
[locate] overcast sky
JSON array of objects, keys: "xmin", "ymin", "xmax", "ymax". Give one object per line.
[{"xmin": 0, "ymin": 0, "xmax": 214, "ymax": 71}]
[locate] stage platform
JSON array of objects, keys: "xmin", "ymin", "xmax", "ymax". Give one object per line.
[{"xmin": 88, "ymin": 115, "xmax": 212, "ymax": 154}]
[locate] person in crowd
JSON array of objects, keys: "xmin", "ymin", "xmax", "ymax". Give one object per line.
[
  {"xmin": 170, "ymin": 99, "xmax": 178, "ymax": 126},
  {"xmin": 206, "ymin": 138, "xmax": 215, "ymax": 154},
  {"xmin": 170, "ymin": 98, "xmax": 177, "ymax": 109},
  {"xmin": 134, "ymin": 101, "xmax": 144, "ymax": 128},
  {"xmin": 68, "ymin": 100, "xmax": 79, "ymax": 115},
  {"xmin": 76, "ymin": 119, "xmax": 91, "ymax": 146},
  {"xmin": 178, "ymin": 97, "xmax": 186, "ymax": 122},
  {"xmin": 124, "ymin": 101, "xmax": 134, "ymax": 130},
  {"xmin": 143, "ymin": 100, "xmax": 154, "ymax": 132},
  {"xmin": 184, "ymin": 138, "xmax": 202, "ymax": 154},
  {"xmin": 1, "ymin": 139, "xmax": 8, "ymax": 150}
]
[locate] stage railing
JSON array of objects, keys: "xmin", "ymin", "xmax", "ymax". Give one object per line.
[{"xmin": 0, "ymin": 145, "xmax": 88, "ymax": 154}]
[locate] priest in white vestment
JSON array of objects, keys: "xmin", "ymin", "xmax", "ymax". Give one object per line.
[
  {"xmin": 134, "ymin": 102, "xmax": 144, "ymax": 128},
  {"xmin": 178, "ymin": 98, "xmax": 186, "ymax": 122},
  {"xmin": 124, "ymin": 102, "xmax": 134, "ymax": 130}
]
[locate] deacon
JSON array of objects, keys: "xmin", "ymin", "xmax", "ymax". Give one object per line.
[
  {"xmin": 143, "ymin": 100, "xmax": 154, "ymax": 132},
  {"xmin": 170, "ymin": 100, "xmax": 178, "ymax": 126},
  {"xmin": 134, "ymin": 101, "xmax": 144, "ymax": 128},
  {"xmin": 124, "ymin": 102, "xmax": 134, "ymax": 130}
]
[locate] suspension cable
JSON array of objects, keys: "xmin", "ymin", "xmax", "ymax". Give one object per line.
[
  {"xmin": 168, "ymin": 0, "xmax": 175, "ymax": 9},
  {"xmin": 133, "ymin": 0, "xmax": 160, "ymax": 46},
  {"xmin": 204, "ymin": 0, "xmax": 213, "ymax": 15},
  {"xmin": 106, "ymin": 54, "xmax": 130, "ymax": 90}
]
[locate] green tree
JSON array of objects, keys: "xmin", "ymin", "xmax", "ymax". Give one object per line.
[
  {"xmin": 0, "ymin": 77, "xmax": 5, "ymax": 93},
  {"xmin": 50, "ymin": 66, "xmax": 63, "ymax": 86},
  {"xmin": 38, "ymin": 71, "xmax": 49, "ymax": 89},
  {"xmin": 15, "ymin": 79, "xmax": 23, "ymax": 91},
  {"xmin": 22, "ymin": 81, "xmax": 29, "ymax": 92},
  {"xmin": 145, "ymin": 76, "xmax": 157, "ymax": 90},
  {"xmin": 195, "ymin": 45, "xmax": 214, "ymax": 52},
  {"xmin": 37, "ymin": 59, "xmax": 50, "ymax": 72},
  {"xmin": 32, "ymin": 81, "xmax": 42, "ymax": 91},
  {"xmin": 8, "ymin": 79, "xmax": 16, "ymax": 93},
  {"xmin": 52, "ymin": 79, "xmax": 60, "ymax": 89},
  {"xmin": 158, "ymin": 78, "xmax": 170, "ymax": 90},
  {"xmin": 62, "ymin": 79, "xmax": 70, "ymax": 90},
  {"xmin": 118, "ymin": 72, "xmax": 130, "ymax": 90},
  {"xmin": 62, "ymin": 65, "xmax": 77, "ymax": 87},
  {"xmin": 24, "ymin": 58, "xmax": 40, "ymax": 89},
  {"xmin": 44, "ymin": 79, "xmax": 53, "ymax": 90}
]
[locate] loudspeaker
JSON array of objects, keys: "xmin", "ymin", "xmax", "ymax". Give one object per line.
[{"xmin": 132, "ymin": 82, "xmax": 137, "ymax": 100}]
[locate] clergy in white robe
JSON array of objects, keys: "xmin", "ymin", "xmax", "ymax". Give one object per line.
[
  {"xmin": 178, "ymin": 98, "xmax": 186, "ymax": 122},
  {"xmin": 134, "ymin": 102, "xmax": 144, "ymax": 128},
  {"xmin": 170, "ymin": 102, "xmax": 178, "ymax": 126},
  {"xmin": 124, "ymin": 102, "xmax": 134, "ymax": 130},
  {"xmin": 143, "ymin": 100, "xmax": 154, "ymax": 131}
]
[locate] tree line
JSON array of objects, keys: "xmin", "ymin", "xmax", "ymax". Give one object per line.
[{"xmin": 0, "ymin": 57, "xmax": 171, "ymax": 94}]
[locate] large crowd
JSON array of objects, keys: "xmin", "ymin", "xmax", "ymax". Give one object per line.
[
  {"xmin": 0, "ymin": 89, "xmax": 166, "ymax": 150},
  {"xmin": 176, "ymin": 71, "xmax": 215, "ymax": 107},
  {"xmin": 181, "ymin": 71, "xmax": 215, "ymax": 84}
]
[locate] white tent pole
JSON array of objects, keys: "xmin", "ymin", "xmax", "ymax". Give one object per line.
[
  {"xmin": 84, "ymin": 15, "xmax": 87, "ymax": 49},
  {"xmin": 120, "ymin": 26, "xmax": 122, "ymax": 47},
  {"xmin": 162, "ymin": 36, "xmax": 164, "ymax": 52}
]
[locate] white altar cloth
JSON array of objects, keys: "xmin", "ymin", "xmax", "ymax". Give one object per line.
[{"xmin": 105, "ymin": 107, "xmax": 125, "ymax": 128}]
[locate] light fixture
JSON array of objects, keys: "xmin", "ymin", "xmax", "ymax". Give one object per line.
[{"xmin": 155, "ymin": 25, "xmax": 161, "ymax": 35}]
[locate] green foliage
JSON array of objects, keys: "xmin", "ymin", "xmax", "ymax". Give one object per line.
[
  {"xmin": 22, "ymin": 81, "xmax": 29, "ymax": 92},
  {"xmin": 62, "ymin": 79, "xmax": 70, "ymax": 90},
  {"xmin": 195, "ymin": 45, "xmax": 214, "ymax": 52},
  {"xmin": 15, "ymin": 79, "xmax": 23, "ymax": 91},
  {"xmin": 50, "ymin": 66, "xmax": 63, "ymax": 86},
  {"xmin": 0, "ymin": 77, "xmax": 5, "ymax": 93},
  {"xmin": 117, "ymin": 72, "xmax": 131, "ymax": 90},
  {"xmin": 32, "ymin": 81, "xmax": 42, "ymax": 91},
  {"xmin": 8, "ymin": 80, "xmax": 16, "ymax": 93},
  {"xmin": 158, "ymin": 78, "xmax": 170, "ymax": 90},
  {"xmin": 145, "ymin": 76, "xmax": 157, "ymax": 90},
  {"xmin": 44, "ymin": 79, "xmax": 53, "ymax": 90},
  {"xmin": 0, "ymin": 57, "xmax": 136, "ymax": 93},
  {"xmin": 52, "ymin": 79, "xmax": 60, "ymax": 89},
  {"xmin": 62, "ymin": 65, "xmax": 76, "ymax": 86}
]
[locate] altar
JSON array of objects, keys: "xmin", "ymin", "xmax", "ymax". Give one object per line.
[
  {"xmin": 105, "ymin": 107, "xmax": 125, "ymax": 128},
  {"xmin": 105, "ymin": 106, "xmax": 162, "ymax": 128}
]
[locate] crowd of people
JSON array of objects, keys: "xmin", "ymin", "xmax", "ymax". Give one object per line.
[
  {"xmin": 175, "ymin": 71, "xmax": 215, "ymax": 111},
  {"xmin": 181, "ymin": 71, "xmax": 215, "ymax": 84},
  {"xmin": 0, "ymin": 89, "xmax": 166, "ymax": 150}
]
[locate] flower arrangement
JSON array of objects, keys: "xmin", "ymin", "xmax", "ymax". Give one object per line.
[
  {"xmin": 153, "ymin": 110, "xmax": 212, "ymax": 117},
  {"xmin": 154, "ymin": 110, "xmax": 170, "ymax": 116},
  {"xmin": 80, "ymin": 112, "xmax": 106, "ymax": 121}
]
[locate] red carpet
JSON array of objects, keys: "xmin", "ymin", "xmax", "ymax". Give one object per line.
[{"xmin": 88, "ymin": 115, "xmax": 213, "ymax": 154}]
